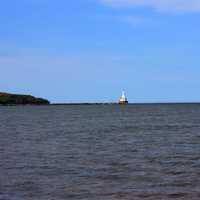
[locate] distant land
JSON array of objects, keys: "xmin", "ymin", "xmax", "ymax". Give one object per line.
[
  {"xmin": 1, "ymin": 92, "xmax": 200, "ymax": 106},
  {"xmin": 0, "ymin": 92, "xmax": 50, "ymax": 105}
]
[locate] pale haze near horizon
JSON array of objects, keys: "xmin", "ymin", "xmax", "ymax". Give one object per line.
[{"xmin": 0, "ymin": 0, "xmax": 200, "ymax": 103}]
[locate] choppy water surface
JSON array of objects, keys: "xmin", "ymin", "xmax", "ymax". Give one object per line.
[{"xmin": 1, "ymin": 104, "xmax": 200, "ymax": 200}]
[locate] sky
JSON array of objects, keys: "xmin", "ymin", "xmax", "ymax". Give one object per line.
[{"xmin": 0, "ymin": 0, "xmax": 200, "ymax": 103}]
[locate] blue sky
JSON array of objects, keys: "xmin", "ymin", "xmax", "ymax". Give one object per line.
[{"xmin": 0, "ymin": 0, "xmax": 200, "ymax": 103}]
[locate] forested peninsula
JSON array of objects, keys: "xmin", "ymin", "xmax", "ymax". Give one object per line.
[{"xmin": 0, "ymin": 92, "xmax": 50, "ymax": 105}]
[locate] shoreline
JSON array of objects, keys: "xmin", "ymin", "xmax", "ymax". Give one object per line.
[{"xmin": 1, "ymin": 102, "xmax": 200, "ymax": 106}]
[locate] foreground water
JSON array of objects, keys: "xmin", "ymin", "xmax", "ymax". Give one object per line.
[{"xmin": 1, "ymin": 104, "xmax": 200, "ymax": 200}]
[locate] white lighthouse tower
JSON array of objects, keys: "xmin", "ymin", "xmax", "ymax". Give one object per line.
[{"xmin": 119, "ymin": 91, "xmax": 128, "ymax": 104}]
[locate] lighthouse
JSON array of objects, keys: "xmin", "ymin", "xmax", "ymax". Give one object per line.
[{"xmin": 119, "ymin": 91, "xmax": 128, "ymax": 104}]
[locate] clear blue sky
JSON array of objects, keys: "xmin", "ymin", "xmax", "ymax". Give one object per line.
[{"xmin": 0, "ymin": 0, "xmax": 200, "ymax": 103}]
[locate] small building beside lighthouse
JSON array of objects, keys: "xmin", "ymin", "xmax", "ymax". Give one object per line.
[{"xmin": 119, "ymin": 91, "xmax": 128, "ymax": 104}]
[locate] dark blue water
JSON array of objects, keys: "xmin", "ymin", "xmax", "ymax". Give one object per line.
[{"xmin": 1, "ymin": 104, "xmax": 200, "ymax": 200}]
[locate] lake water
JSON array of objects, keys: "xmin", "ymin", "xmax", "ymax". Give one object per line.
[{"xmin": 1, "ymin": 104, "xmax": 200, "ymax": 200}]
